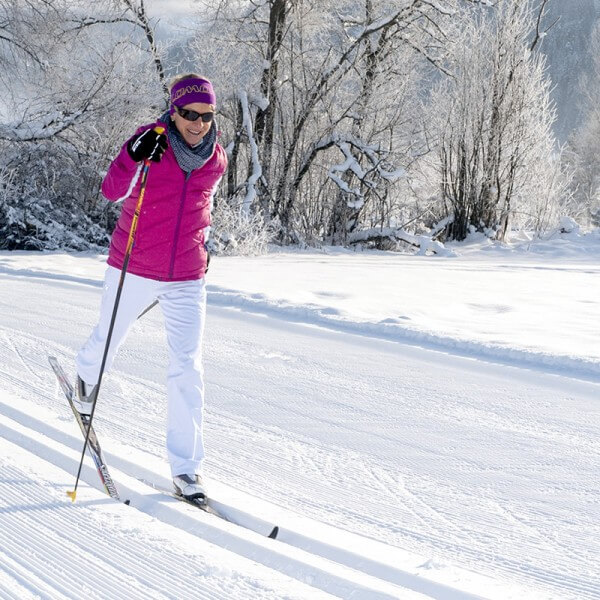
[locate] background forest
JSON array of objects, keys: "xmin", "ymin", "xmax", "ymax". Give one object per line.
[{"xmin": 1, "ymin": 0, "xmax": 599, "ymax": 254}]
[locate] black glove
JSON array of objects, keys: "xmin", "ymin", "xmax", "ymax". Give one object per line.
[{"xmin": 127, "ymin": 128, "xmax": 168, "ymax": 162}]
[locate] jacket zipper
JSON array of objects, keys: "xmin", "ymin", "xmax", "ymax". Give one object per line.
[{"xmin": 168, "ymin": 171, "xmax": 191, "ymax": 279}]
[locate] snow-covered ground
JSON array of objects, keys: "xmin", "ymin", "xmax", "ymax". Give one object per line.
[{"xmin": 0, "ymin": 231, "xmax": 598, "ymax": 599}]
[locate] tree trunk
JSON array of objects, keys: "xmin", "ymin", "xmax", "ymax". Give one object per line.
[{"xmin": 254, "ymin": 0, "xmax": 290, "ymax": 214}]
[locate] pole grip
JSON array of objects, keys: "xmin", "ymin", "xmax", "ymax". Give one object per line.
[{"xmin": 125, "ymin": 125, "xmax": 165, "ymax": 255}]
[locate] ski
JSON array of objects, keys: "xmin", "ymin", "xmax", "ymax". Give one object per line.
[
  {"xmin": 138, "ymin": 478, "xmax": 279, "ymax": 540},
  {"xmin": 48, "ymin": 356, "xmax": 121, "ymax": 501},
  {"xmin": 49, "ymin": 356, "xmax": 278, "ymax": 538}
]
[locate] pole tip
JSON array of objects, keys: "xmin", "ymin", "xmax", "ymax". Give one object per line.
[{"xmin": 66, "ymin": 490, "xmax": 77, "ymax": 503}]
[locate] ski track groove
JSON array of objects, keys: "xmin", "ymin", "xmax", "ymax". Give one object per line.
[
  {"xmin": 0, "ymin": 585, "xmax": 21, "ymax": 600},
  {"xmin": 0, "ymin": 452, "xmax": 283, "ymax": 600},
  {"xmin": 212, "ymin": 372, "xmax": 600, "ymax": 596},
  {"xmin": 0, "ymin": 534, "xmax": 82, "ymax": 600},
  {"xmin": 399, "ymin": 478, "xmax": 465, "ymax": 538},
  {"xmin": 0, "ymin": 331, "xmax": 42, "ymax": 382},
  {"xmin": 1, "ymin": 505, "xmax": 167, "ymax": 599},
  {"xmin": 0, "ymin": 555, "xmax": 56, "ymax": 600},
  {"xmin": 0, "ymin": 552, "xmax": 60, "ymax": 600},
  {"xmin": 491, "ymin": 499, "xmax": 592, "ymax": 566},
  {"xmin": 0, "ymin": 479, "xmax": 146, "ymax": 599}
]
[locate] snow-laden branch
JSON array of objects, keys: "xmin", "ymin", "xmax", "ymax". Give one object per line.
[
  {"xmin": 299, "ymin": 132, "xmax": 406, "ymax": 211},
  {"xmin": 348, "ymin": 226, "xmax": 457, "ymax": 256},
  {"xmin": 418, "ymin": 0, "xmax": 455, "ymax": 17},
  {"xmin": 65, "ymin": 16, "xmax": 138, "ymax": 30},
  {"xmin": 295, "ymin": 131, "xmax": 406, "ymax": 201},
  {"xmin": 248, "ymin": 92, "xmax": 269, "ymax": 111},
  {"xmin": 0, "ymin": 110, "xmax": 83, "ymax": 142},
  {"xmin": 331, "ymin": 143, "xmax": 367, "ymax": 179},
  {"xmin": 239, "ymin": 89, "xmax": 263, "ymax": 214},
  {"xmin": 328, "ymin": 142, "xmax": 369, "ymax": 209},
  {"xmin": 430, "ymin": 214, "xmax": 455, "ymax": 237}
]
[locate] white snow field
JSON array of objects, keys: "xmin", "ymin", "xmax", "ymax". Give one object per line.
[{"xmin": 0, "ymin": 231, "xmax": 598, "ymax": 599}]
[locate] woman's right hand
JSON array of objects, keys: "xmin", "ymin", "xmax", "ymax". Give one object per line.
[{"xmin": 127, "ymin": 128, "xmax": 168, "ymax": 163}]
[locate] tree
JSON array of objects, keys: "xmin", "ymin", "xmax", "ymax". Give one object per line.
[
  {"xmin": 564, "ymin": 18, "xmax": 600, "ymax": 228},
  {"xmin": 191, "ymin": 0, "xmax": 473, "ymax": 245},
  {"xmin": 428, "ymin": 0, "xmax": 569, "ymax": 241},
  {"xmin": 0, "ymin": 0, "xmax": 165, "ymax": 249}
]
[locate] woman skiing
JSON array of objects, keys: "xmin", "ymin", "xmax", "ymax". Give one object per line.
[{"xmin": 74, "ymin": 74, "xmax": 227, "ymax": 502}]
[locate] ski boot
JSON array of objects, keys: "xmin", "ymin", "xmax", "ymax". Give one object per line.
[
  {"xmin": 74, "ymin": 375, "xmax": 97, "ymax": 415},
  {"xmin": 173, "ymin": 474, "xmax": 207, "ymax": 504}
]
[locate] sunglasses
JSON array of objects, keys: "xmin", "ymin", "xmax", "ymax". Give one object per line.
[{"xmin": 175, "ymin": 106, "xmax": 215, "ymax": 123}]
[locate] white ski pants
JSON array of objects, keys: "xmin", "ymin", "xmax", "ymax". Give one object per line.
[{"xmin": 76, "ymin": 266, "xmax": 207, "ymax": 478}]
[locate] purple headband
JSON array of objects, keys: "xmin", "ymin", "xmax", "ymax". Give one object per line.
[{"xmin": 170, "ymin": 78, "xmax": 216, "ymax": 114}]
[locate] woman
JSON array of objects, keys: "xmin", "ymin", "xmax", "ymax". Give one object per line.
[{"xmin": 74, "ymin": 74, "xmax": 227, "ymax": 502}]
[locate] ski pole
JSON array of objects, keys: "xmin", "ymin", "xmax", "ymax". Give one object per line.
[{"xmin": 68, "ymin": 126, "xmax": 165, "ymax": 503}]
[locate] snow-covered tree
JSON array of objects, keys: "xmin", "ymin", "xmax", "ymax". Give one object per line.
[
  {"xmin": 0, "ymin": 0, "xmax": 166, "ymax": 250},
  {"xmin": 190, "ymin": 0, "xmax": 474, "ymax": 246},
  {"xmin": 564, "ymin": 18, "xmax": 600, "ymax": 229},
  {"xmin": 427, "ymin": 0, "xmax": 570, "ymax": 241}
]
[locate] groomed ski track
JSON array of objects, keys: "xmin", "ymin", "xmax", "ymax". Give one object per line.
[{"xmin": 0, "ymin": 258, "xmax": 598, "ymax": 599}]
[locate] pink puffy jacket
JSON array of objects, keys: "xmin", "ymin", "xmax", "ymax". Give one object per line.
[{"xmin": 102, "ymin": 121, "xmax": 227, "ymax": 281}]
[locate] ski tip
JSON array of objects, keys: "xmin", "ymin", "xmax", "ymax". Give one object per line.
[
  {"xmin": 268, "ymin": 526, "xmax": 279, "ymax": 539},
  {"xmin": 66, "ymin": 490, "xmax": 77, "ymax": 503}
]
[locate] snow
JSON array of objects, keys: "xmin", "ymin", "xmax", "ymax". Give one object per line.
[{"xmin": 0, "ymin": 231, "xmax": 598, "ymax": 599}]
